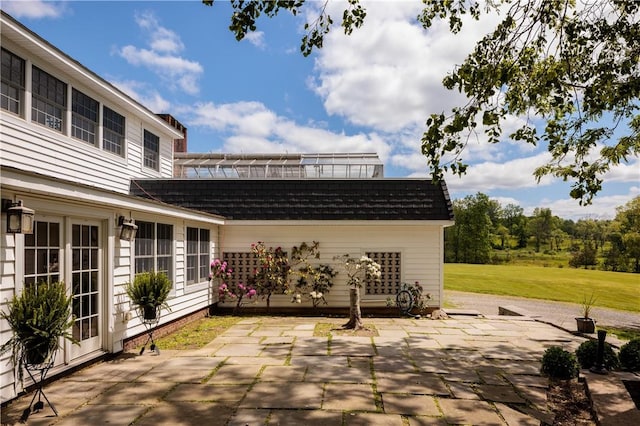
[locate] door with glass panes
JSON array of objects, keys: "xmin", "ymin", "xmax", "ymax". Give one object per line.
[
  {"xmin": 70, "ymin": 222, "xmax": 102, "ymax": 358},
  {"xmin": 24, "ymin": 219, "xmax": 103, "ymax": 360}
]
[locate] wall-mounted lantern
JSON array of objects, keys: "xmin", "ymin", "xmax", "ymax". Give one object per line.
[
  {"xmin": 2, "ymin": 199, "xmax": 35, "ymax": 234},
  {"xmin": 117, "ymin": 216, "xmax": 138, "ymax": 242}
]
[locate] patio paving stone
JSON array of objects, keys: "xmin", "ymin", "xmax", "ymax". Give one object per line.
[
  {"xmin": 213, "ymin": 343, "xmax": 264, "ymax": 357},
  {"xmin": 207, "ymin": 364, "xmax": 262, "ymax": 384},
  {"xmin": 54, "ymin": 404, "xmax": 149, "ymax": 426},
  {"xmin": 240, "ymin": 382, "xmax": 324, "ymax": 409},
  {"xmin": 376, "ymin": 372, "xmax": 450, "ymax": 395},
  {"xmin": 475, "ymin": 384, "xmax": 527, "ymax": 403},
  {"xmin": 259, "ymin": 365, "xmax": 307, "ymax": 382},
  {"xmin": 437, "ymin": 398, "xmax": 505, "ymax": 425},
  {"xmin": 268, "ymin": 408, "xmax": 344, "ymax": 425},
  {"xmin": 494, "ymin": 402, "xmax": 540, "ymax": 426},
  {"xmin": 164, "ymin": 383, "xmax": 249, "ymax": 402},
  {"xmin": 322, "ymin": 383, "xmax": 377, "ymax": 411},
  {"xmin": 344, "ymin": 411, "xmax": 405, "ymax": 425},
  {"xmin": 134, "ymin": 401, "xmax": 234, "ymax": 426},
  {"xmin": 380, "ymin": 392, "xmax": 440, "ymax": 415}
]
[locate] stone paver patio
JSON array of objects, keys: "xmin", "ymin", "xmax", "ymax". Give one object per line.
[{"xmin": 2, "ymin": 315, "xmax": 638, "ymax": 425}]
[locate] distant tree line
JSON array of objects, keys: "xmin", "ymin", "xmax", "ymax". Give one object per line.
[{"xmin": 445, "ymin": 195, "xmax": 640, "ymax": 273}]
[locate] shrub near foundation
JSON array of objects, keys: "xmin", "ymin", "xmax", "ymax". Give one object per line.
[
  {"xmin": 619, "ymin": 339, "xmax": 640, "ymax": 372},
  {"xmin": 575, "ymin": 340, "xmax": 620, "ymax": 370},
  {"xmin": 541, "ymin": 346, "xmax": 579, "ymax": 380}
]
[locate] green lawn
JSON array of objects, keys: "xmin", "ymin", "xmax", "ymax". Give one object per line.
[{"xmin": 444, "ymin": 263, "xmax": 640, "ymax": 313}]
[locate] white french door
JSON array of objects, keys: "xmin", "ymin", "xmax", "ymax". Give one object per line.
[{"xmin": 69, "ymin": 222, "xmax": 102, "ymax": 358}]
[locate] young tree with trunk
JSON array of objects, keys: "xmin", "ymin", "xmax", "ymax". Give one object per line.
[{"xmin": 333, "ymin": 254, "xmax": 381, "ymax": 330}]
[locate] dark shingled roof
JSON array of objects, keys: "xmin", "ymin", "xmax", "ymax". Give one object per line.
[{"xmin": 129, "ymin": 179, "xmax": 454, "ymax": 221}]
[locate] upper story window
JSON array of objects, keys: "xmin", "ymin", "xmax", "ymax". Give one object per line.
[
  {"xmin": 103, "ymin": 106, "xmax": 125, "ymax": 156},
  {"xmin": 72, "ymin": 89, "xmax": 98, "ymax": 145},
  {"xmin": 1, "ymin": 48, "xmax": 25, "ymax": 115},
  {"xmin": 135, "ymin": 221, "xmax": 174, "ymax": 281},
  {"xmin": 143, "ymin": 129, "xmax": 159, "ymax": 171},
  {"xmin": 32, "ymin": 66, "xmax": 67, "ymax": 132}
]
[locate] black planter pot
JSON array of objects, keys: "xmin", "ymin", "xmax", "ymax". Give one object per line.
[
  {"xmin": 143, "ymin": 305, "xmax": 158, "ymax": 320},
  {"xmin": 576, "ymin": 317, "xmax": 596, "ymax": 333}
]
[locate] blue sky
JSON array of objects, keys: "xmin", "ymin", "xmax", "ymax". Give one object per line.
[{"xmin": 3, "ymin": 0, "xmax": 638, "ymax": 220}]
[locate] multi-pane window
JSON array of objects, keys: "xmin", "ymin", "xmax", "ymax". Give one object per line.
[
  {"xmin": 24, "ymin": 221, "xmax": 61, "ymax": 285},
  {"xmin": 186, "ymin": 227, "xmax": 210, "ymax": 285},
  {"xmin": 143, "ymin": 129, "xmax": 159, "ymax": 170},
  {"xmin": 103, "ymin": 106, "xmax": 125, "ymax": 156},
  {"xmin": 365, "ymin": 252, "xmax": 401, "ymax": 295},
  {"xmin": 71, "ymin": 89, "xmax": 98, "ymax": 145},
  {"xmin": 1, "ymin": 48, "xmax": 24, "ymax": 115},
  {"xmin": 32, "ymin": 66, "xmax": 66, "ymax": 132},
  {"xmin": 134, "ymin": 221, "xmax": 173, "ymax": 280}
]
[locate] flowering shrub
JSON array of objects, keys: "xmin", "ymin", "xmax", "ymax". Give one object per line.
[
  {"xmin": 294, "ymin": 263, "xmax": 337, "ymax": 307},
  {"xmin": 218, "ymin": 282, "xmax": 257, "ymax": 313},
  {"xmin": 251, "ymin": 242, "xmax": 291, "ymax": 309},
  {"xmin": 334, "ymin": 254, "xmax": 381, "ymax": 288},
  {"xmin": 211, "ymin": 258, "xmax": 256, "ymax": 313}
]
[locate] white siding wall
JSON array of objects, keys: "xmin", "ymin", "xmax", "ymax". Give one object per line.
[
  {"xmin": 0, "ymin": 191, "xmax": 220, "ymax": 402},
  {"xmin": 219, "ymin": 223, "xmax": 444, "ymax": 309},
  {"xmin": 0, "ymin": 39, "xmax": 176, "ymax": 195},
  {"xmin": 0, "ymin": 215, "xmax": 18, "ymax": 402}
]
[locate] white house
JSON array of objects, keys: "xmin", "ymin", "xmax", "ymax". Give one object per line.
[
  {"xmin": 1, "ymin": 11, "xmax": 454, "ymax": 403},
  {"xmin": 0, "ymin": 11, "xmax": 224, "ymax": 403}
]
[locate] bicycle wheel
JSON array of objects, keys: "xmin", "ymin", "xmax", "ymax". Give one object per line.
[{"xmin": 396, "ymin": 289, "xmax": 413, "ymax": 315}]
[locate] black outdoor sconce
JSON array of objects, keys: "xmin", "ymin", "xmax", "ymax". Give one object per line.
[
  {"xmin": 2, "ymin": 199, "xmax": 35, "ymax": 234},
  {"xmin": 117, "ymin": 215, "xmax": 138, "ymax": 242}
]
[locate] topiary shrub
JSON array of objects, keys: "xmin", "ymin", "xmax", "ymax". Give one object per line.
[
  {"xmin": 541, "ymin": 346, "xmax": 579, "ymax": 379},
  {"xmin": 619, "ymin": 339, "xmax": 640, "ymax": 372},
  {"xmin": 575, "ymin": 339, "xmax": 620, "ymax": 370}
]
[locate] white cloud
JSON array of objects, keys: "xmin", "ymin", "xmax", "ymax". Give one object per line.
[
  {"xmin": 1, "ymin": 0, "xmax": 64, "ymax": 19},
  {"xmin": 117, "ymin": 11, "xmax": 203, "ymax": 95},
  {"xmin": 244, "ymin": 31, "xmax": 266, "ymax": 49},
  {"xmin": 308, "ymin": 0, "xmax": 500, "ymax": 132},
  {"xmin": 185, "ymin": 101, "xmax": 391, "ymax": 159},
  {"xmin": 110, "ymin": 79, "xmax": 171, "ymax": 114},
  {"xmin": 531, "ymin": 188, "xmax": 640, "ymax": 220}
]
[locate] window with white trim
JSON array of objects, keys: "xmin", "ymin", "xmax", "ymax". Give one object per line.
[
  {"xmin": 365, "ymin": 251, "xmax": 401, "ymax": 295},
  {"xmin": 24, "ymin": 221, "xmax": 61, "ymax": 285},
  {"xmin": 1, "ymin": 48, "xmax": 24, "ymax": 115},
  {"xmin": 32, "ymin": 66, "xmax": 66, "ymax": 132},
  {"xmin": 103, "ymin": 106, "xmax": 125, "ymax": 156},
  {"xmin": 134, "ymin": 221, "xmax": 173, "ymax": 281},
  {"xmin": 186, "ymin": 227, "xmax": 210, "ymax": 285},
  {"xmin": 72, "ymin": 88, "xmax": 98, "ymax": 145},
  {"xmin": 143, "ymin": 129, "xmax": 159, "ymax": 170}
]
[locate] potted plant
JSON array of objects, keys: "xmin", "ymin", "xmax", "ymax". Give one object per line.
[
  {"xmin": 576, "ymin": 292, "xmax": 596, "ymax": 333},
  {"xmin": 0, "ymin": 281, "xmax": 77, "ymax": 383},
  {"xmin": 125, "ymin": 271, "xmax": 172, "ymax": 320}
]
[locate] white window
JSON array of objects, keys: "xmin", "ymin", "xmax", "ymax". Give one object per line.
[
  {"xmin": 24, "ymin": 221, "xmax": 61, "ymax": 285},
  {"xmin": 143, "ymin": 129, "xmax": 159, "ymax": 170},
  {"xmin": 32, "ymin": 66, "xmax": 66, "ymax": 132},
  {"xmin": 134, "ymin": 221, "xmax": 173, "ymax": 281},
  {"xmin": 72, "ymin": 89, "xmax": 98, "ymax": 145},
  {"xmin": 186, "ymin": 227, "xmax": 210, "ymax": 285},
  {"xmin": 1, "ymin": 48, "xmax": 24, "ymax": 115},
  {"xmin": 103, "ymin": 106, "xmax": 125, "ymax": 156}
]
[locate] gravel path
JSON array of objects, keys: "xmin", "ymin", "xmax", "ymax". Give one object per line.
[{"xmin": 444, "ymin": 290, "xmax": 640, "ymax": 345}]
